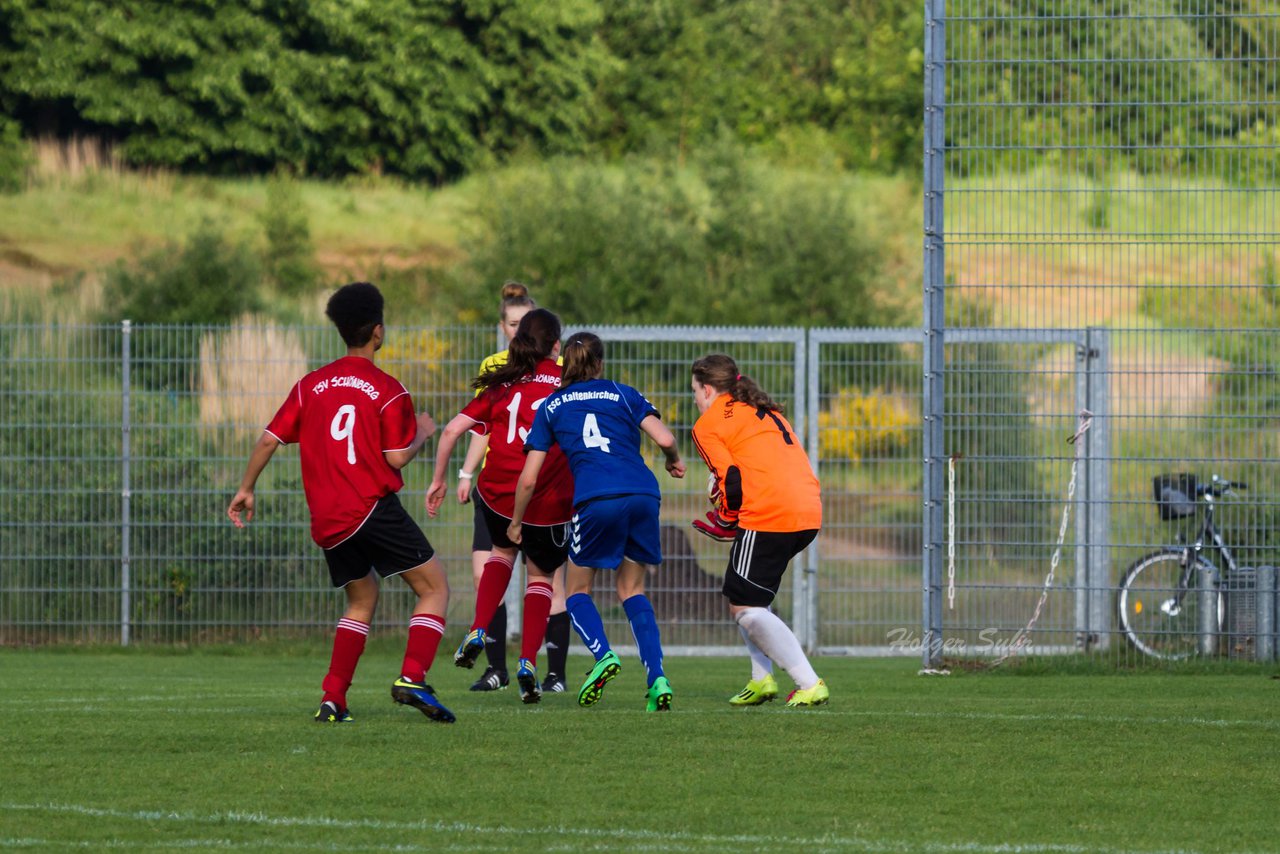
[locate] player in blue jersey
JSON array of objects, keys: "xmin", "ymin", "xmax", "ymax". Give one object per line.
[{"xmin": 507, "ymin": 331, "xmax": 686, "ymax": 711}]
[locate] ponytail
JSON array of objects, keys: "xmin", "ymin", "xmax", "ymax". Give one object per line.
[
  {"xmin": 561, "ymin": 331, "xmax": 604, "ymax": 386},
  {"xmin": 475, "ymin": 308, "xmax": 561, "ymax": 390},
  {"xmin": 691, "ymin": 353, "xmax": 782, "ymax": 413}
]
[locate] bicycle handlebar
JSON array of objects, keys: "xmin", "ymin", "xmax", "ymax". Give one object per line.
[{"xmin": 1199, "ymin": 477, "xmax": 1248, "ymax": 498}]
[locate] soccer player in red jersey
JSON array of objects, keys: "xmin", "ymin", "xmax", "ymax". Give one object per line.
[
  {"xmin": 426, "ymin": 308, "xmax": 574, "ymax": 704},
  {"xmin": 227, "ymin": 282, "xmax": 455, "ymax": 724}
]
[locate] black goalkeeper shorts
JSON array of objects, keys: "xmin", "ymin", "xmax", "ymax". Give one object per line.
[{"xmin": 722, "ymin": 528, "xmax": 819, "ymax": 607}]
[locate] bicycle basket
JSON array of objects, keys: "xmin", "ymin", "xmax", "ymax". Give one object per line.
[{"xmin": 1153, "ymin": 473, "xmax": 1198, "ymax": 521}]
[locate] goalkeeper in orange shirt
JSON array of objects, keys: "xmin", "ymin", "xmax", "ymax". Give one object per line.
[{"xmin": 689, "ymin": 353, "xmax": 828, "ymax": 708}]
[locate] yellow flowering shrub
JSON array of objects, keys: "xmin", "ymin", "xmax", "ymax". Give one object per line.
[{"xmin": 819, "ymin": 386, "xmax": 917, "ymax": 461}]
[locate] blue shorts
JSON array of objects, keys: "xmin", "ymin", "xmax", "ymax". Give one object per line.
[{"xmin": 570, "ymin": 494, "xmax": 663, "ymax": 570}]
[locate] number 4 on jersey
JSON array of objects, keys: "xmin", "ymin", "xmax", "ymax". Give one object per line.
[{"xmin": 582, "ymin": 413, "xmax": 611, "ymax": 453}]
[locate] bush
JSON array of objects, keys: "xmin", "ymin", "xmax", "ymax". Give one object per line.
[
  {"xmin": 0, "ymin": 118, "xmax": 32, "ymax": 193},
  {"xmin": 259, "ymin": 177, "xmax": 319, "ymax": 298},
  {"xmin": 101, "ymin": 221, "xmax": 263, "ymax": 390},
  {"xmin": 448, "ymin": 146, "xmax": 899, "ymax": 327}
]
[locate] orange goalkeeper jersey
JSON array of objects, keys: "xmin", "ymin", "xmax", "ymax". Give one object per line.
[{"xmin": 692, "ymin": 393, "xmax": 822, "ymax": 533}]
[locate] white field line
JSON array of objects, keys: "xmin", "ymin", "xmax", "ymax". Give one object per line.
[
  {"xmin": 0, "ymin": 802, "xmax": 1237, "ymax": 854},
  {"xmin": 3, "ymin": 696, "xmax": 1275, "ymax": 732}
]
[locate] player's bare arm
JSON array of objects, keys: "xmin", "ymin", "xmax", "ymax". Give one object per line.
[
  {"xmin": 640, "ymin": 414, "xmax": 686, "ymax": 479},
  {"xmin": 506, "ymin": 449, "xmax": 547, "ymax": 545},
  {"xmin": 426, "ymin": 413, "xmax": 480, "ymax": 517},
  {"xmin": 227, "ymin": 432, "xmax": 281, "ymax": 528},
  {"xmin": 456, "ymin": 432, "xmax": 489, "ymax": 504},
  {"xmin": 384, "ymin": 411, "xmax": 436, "ymax": 471}
]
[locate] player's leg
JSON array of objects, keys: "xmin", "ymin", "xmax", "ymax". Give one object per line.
[
  {"xmin": 617, "ymin": 559, "xmax": 672, "ymax": 712},
  {"xmin": 542, "ymin": 562, "xmax": 571, "ymax": 692},
  {"xmin": 389, "ymin": 556, "xmax": 456, "ymax": 723},
  {"xmin": 471, "ymin": 501, "xmax": 508, "ymax": 690},
  {"xmin": 567, "ymin": 559, "xmax": 620, "ymax": 708},
  {"xmin": 515, "ymin": 561, "xmax": 556, "ymax": 704},
  {"xmin": 615, "ymin": 496, "xmax": 670, "ymax": 711},
  {"xmin": 565, "ymin": 500, "xmax": 625, "ymax": 706},
  {"xmin": 316, "ymin": 528, "xmax": 384, "ymax": 722},
  {"xmin": 725, "ymin": 529, "xmax": 827, "ymax": 708},
  {"xmin": 316, "ymin": 568, "xmax": 377, "ymax": 722},
  {"xmin": 460, "ymin": 496, "xmax": 522, "ymax": 670},
  {"xmin": 353, "ymin": 493, "xmax": 455, "ymax": 723},
  {"xmin": 513, "ymin": 524, "xmax": 567, "ymax": 703}
]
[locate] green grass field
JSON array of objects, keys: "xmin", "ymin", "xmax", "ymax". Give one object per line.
[{"xmin": 3, "ymin": 645, "xmax": 1276, "ymax": 853}]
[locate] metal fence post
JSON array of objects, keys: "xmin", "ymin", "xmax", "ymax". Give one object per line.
[
  {"xmin": 1257, "ymin": 565, "xmax": 1275, "ymax": 663},
  {"xmin": 1074, "ymin": 328, "xmax": 1111, "ymax": 651},
  {"xmin": 921, "ymin": 0, "xmax": 947, "ymax": 670},
  {"xmin": 795, "ymin": 331, "xmax": 817, "ymax": 652},
  {"xmin": 120, "ymin": 319, "xmax": 132, "ymax": 647},
  {"xmin": 1198, "ymin": 566, "xmax": 1219, "ymax": 658}
]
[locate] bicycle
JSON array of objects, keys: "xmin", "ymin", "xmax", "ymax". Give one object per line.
[{"xmin": 1116, "ymin": 473, "xmax": 1249, "ymax": 661}]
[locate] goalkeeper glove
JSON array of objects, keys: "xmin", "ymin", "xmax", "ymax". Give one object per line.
[
  {"xmin": 692, "ymin": 511, "xmax": 738, "ymax": 542},
  {"xmin": 707, "ymin": 471, "xmax": 723, "ymax": 507}
]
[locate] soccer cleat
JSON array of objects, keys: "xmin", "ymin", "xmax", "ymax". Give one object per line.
[
  {"xmin": 314, "ymin": 700, "xmax": 353, "ymax": 723},
  {"xmin": 453, "ymin": 628, "xmax": 487, "ymax": 669},
  {"xmin": 645, "ymin": 676, "xmax": 673, "ymax": 712},
  {"xmin": 516, "ymin": 658, "xmax": 542, "ymax": 705},
  {"xmin": 541, "ymin": 673, "xmax": 566, "ymax": 693},
  {"xmin": 469, "ymin": 666, "xmax": 509, "ymax": 692},
  {"xmin": 729, "ymin": 673, "xmax": 779, "ymax": 707},
  {"xmin": 785, "ymin": 679, "xmax": 830, "ymax": 708},
  {"xmin": 391, "ymin": 677, "xmax": 457, "ymax": 723},
  {"xmin": 577, "ymin": 650, "xmax": 622, "ymax": 707}
]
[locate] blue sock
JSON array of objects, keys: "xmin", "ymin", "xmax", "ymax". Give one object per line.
[
  {"xmin": 566, "ymin": 593, "xmax": 610, "ymax": 661},
  {"xmin": 623, "ymin": 594, "xmax": 664, "ymax": 687}
]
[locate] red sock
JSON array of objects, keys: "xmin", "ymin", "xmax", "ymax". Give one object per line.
[
  {"xmin": 519, "ymin": 580, "xmax": 555, "ymax": 663},
  {"xmin": 401, "ymin": 613, "xmax": 446, "ymax": 683},
  {"xmin": 471, "ymin": 555, "xmax": 514, "ymax": 632},
  {"xmin": 322, "ymin": 618, "xmax": 369, "ymax": 706}
]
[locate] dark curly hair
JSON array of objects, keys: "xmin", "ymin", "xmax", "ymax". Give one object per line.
[{"xmin": 326, "ymin": 282, "xmax": 384, "ymax": 347}]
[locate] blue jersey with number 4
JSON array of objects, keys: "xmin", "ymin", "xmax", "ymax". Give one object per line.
[{"xmin": 526, "ymin": 379, "xmax": 661, "ymax": 506}]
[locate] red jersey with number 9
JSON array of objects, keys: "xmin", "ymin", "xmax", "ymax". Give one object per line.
[
  {"xmin": 460, "ymin": 357, "xmax": 573, "ymax": 524},
  {"xmin": 265, "ymin": 355, "xmax": 418, "ymax": 548}
]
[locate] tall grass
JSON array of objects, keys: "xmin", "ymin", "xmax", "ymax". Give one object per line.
[{"xmin": 198, "ymin": 320, "xmax": 309, "ymax": 435}]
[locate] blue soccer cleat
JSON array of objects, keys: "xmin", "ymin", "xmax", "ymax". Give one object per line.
[
  {"xmin": 516, "ymin": 658, "xmax": 542, "ymax": 705},
  {"xmin": 453, "ymin": 628, "xmax": 487, "ymax": 670},
  {"xmin": 391, "ymin": 677, "xmax": 456, "ymax": 723}
]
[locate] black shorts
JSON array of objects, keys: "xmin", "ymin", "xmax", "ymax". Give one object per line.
[
  {"xmin": 323, "ymin": 493, "xmax": 435, "ymax": 588},
  {"xmin": 722, "ymin": 528, "xmax": 819, "ymax": 607},
  {"xmin": 475, "ymin": 491, "xmax": 569, "ymax": 574},
  {"xmin": 471, "ymin": 499, "xmax": 493, "ymax": 552}
]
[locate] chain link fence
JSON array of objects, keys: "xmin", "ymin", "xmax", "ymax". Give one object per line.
[
  {"xmin": 4, "ymin": 4, "xmax": 1278, "ymax": 666},
  {"xmin": 927, "ymin": 1, "xmax": 1280, "ymax": 667}
]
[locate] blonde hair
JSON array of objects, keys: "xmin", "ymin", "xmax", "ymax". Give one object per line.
[{"xmin": 500, "ymin": 280, "xmax": 535, "ymax": 321}]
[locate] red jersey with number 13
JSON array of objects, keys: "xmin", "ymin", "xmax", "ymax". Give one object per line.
[
  {"xmin": 266, "ymin": 355, "xmax": 418, "ymax": 548},
  {"xmin": 460, "ymin": 358, "xmax": 573, "ymax": 524}
]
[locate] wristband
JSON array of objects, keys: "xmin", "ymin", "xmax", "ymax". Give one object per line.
[{"xmin": 458, "ymin": 470, "xmax": 474, "ymax": 479}]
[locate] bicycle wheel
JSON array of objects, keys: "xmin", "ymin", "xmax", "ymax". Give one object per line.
[{"xmin": 1117, "ymin": 550, "xmax": 1218, "ymax": 661}]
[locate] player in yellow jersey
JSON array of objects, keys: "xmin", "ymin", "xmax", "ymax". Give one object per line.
[
  {"xmin": 453, "ymin": 282, "xmax": 572, "ymax": 692},
  {"xmin": 690, "ymin": 353, "xmax": 828, "ymax": 708}
]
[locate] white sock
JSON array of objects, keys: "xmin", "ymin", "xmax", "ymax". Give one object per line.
[
  {"xmin": 738, "ymin": 623, "xmax": 773, "ymax": 681},
  {"xmin": 735, "ymin": 607, "xmax": 820, "ymax": 690}
]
